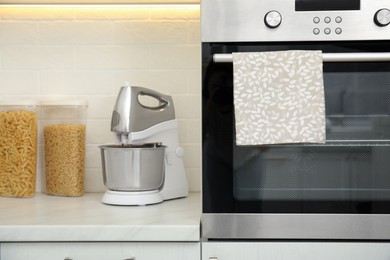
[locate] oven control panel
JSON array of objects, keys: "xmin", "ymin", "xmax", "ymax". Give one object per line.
[
  {"xmin": 202, "ymin": 0, "xmax": 390, "ymax": 42},
  {"xmin": 264, "ymin": 8, "xmax": 390, "ymax": 35}
]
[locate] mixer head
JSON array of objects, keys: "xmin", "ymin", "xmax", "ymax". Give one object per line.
[{"xmin": 111, "ymin": 83, "xmax": 175, "ymax": 139}]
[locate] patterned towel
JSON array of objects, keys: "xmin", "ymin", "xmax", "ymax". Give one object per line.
[{"xmin": 233, "ymin": 50, "xmax": 326, "ymax": 145}]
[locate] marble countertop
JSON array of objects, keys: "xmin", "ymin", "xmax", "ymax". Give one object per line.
[{"xmin": 0, "ymin": 192, "xmax": 200, "ymax": 242}]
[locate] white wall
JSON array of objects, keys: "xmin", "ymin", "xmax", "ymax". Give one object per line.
[{"xmin": 0, "ymin": 5, "xmax": 201, "ymax": 193}]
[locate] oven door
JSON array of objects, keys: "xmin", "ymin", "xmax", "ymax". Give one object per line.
[{"xmin": 202, "ymin": 41, "xmax": 390, "ymax": 240}]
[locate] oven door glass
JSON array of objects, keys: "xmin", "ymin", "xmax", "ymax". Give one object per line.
[{"xmin": 202, "ymin": 42, "xmax": 390, "ymax": 214}]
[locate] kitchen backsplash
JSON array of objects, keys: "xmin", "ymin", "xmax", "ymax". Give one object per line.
[{"xmin": 0, "ymin": 5, "xmax": 201, "ymax": 192}]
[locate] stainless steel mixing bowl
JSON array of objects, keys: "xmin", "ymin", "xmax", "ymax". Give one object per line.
[{"xmin": 100, "ymin": 143, "xmax": 166, "ymax": 191}]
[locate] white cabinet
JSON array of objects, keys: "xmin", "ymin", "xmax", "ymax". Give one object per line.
[
  {"xmin": 1, "ymin": 242, "xmax": 200, "ymax": 260},
  {"xmin": 202, "ymin": 242, "xmax": 390, "ymax": 260}
]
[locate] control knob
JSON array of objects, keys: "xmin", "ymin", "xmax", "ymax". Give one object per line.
[
  {"xmin": 374, "ymin": 8, "xmax": 390, "ymax": 27},
  {"xmin": 264, "ymin": 10, "xmax": 282, "ymax": 28}
]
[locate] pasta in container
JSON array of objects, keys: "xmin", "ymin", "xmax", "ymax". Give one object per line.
[
  {"xmin": 41, "ymin": 99, "xmax": 87, "ymax": 197},
  {"xmin": 0, "ymin": 100, "xmax": 39, "ymax": 198}
]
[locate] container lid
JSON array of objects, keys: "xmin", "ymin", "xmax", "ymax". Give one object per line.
[
  {"xmin": 0, "ymin": 99, "xmax": 39, "ymax": 106},
  {"xmin": 40, "ymin": 99, "xmax": 88, "ymax": 107}
]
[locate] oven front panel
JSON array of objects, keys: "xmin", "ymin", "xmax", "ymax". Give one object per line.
[
  {"xmin": 202, "ymin": 42, "xmax": 390, "ymax": 218},
  {"xmin": 202, "ymin": 0, "xmax": 390, "ymax": 42}
]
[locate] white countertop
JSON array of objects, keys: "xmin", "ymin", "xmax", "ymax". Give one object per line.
[{"xmin": 0, "ymin": 192, "xmax": 200, "ymax": 242}]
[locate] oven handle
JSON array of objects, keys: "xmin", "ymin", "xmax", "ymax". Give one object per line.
[{"xmin": 213, "ymin": 52, "xmax": 390, "ymax": 63}]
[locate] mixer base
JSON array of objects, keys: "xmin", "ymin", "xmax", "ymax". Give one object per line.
[{"xmin": 102, "ymin": 190, "xmax": 163, "ymax": 206}]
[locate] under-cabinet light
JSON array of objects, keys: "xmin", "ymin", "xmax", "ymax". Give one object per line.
[{"xmin": 0, "ymin": 0, "xmax": 199, "ymax": 4}]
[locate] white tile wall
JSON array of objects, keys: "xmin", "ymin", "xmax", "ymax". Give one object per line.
[{"xmin": 0, "ymin": 5, "xmax": 201, "ymax": 193}]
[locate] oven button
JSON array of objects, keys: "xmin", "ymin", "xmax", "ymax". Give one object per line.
[
  {"xmin": 324, "ymin": 16, "xmax": 331, "ymax": 23},
  {"xmin": 335, "ymin": 16, "xmax": 342, "ymax": 23},
  {"xmin": 324, "ymin": 28, "xmax": 331, "ymax": 34},
  {"xmin": 313, "ymin": 17, "xmax": 320, "ymax": 24},
  {"xmin": 335, "ymin": 27, "xmax": 342, "ymax": 34},
  {"xmin": 374, "ymin": 8, "xmax": 390, "ymax": 27},
  {"xmin": 313, "ymin": 28, "xmax": 320, "ymax": 35},
  {"xmin": 264, "ymin": 10, "xmax": 282, "ymax": 28}
]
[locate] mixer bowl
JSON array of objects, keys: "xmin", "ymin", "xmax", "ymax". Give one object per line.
[{"xmin": 100, "ymin": 143, "xmax": 166, "ymax": 191}]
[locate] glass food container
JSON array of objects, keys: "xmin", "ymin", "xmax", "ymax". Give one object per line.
[
  {"xmin": 0, "ymin": 100, "xmax": 39, "ymax": 198},
  {"xmin": 41, "ymin": 99, "xmax": 87, "ymax": 197}
]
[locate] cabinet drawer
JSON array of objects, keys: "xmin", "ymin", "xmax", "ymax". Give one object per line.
[
  {"xmin": 202, "ymin": 242, "xmax": 390, "ymax": 260},
  {"xmin": 1, "ymin": 242, "xmax": 200, "ymax": 260}
]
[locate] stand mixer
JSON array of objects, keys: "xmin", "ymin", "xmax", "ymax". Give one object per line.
[{"xmin": 101, "ymin": 83, "xmax": 188, "ymax": 205}]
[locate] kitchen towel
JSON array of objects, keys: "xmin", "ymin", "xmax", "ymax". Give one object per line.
[{"xmin": 233, "ymin": 50, "xmax": 326, "ymax": 145}]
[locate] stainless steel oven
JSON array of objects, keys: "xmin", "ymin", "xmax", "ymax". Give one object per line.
[{"xmin": 201, "ymin": 0, "xmax": 390, "ymax": 240}]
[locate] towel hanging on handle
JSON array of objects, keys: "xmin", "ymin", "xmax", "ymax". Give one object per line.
[{"xmin": 233, "ymin": 50, "xmax": 326, "ymax": 145}]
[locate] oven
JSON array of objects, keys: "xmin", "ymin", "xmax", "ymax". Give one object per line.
[{"xmin": 201, "ymin": 0, "xmax": 390, "ymax": 240}]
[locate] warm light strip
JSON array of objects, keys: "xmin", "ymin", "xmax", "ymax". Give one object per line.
[
  {"xmin": 0, "ymin": 3, "xmax": 200, "ymax": 16},
  {"xmin": 0, "ymin": 3, "xmax": 200, "ymax": 6},
  {"xmin": 0, "ymin": 0, "xmax": 199, "ymax": 4}
]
